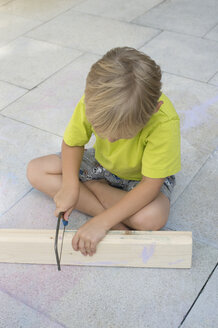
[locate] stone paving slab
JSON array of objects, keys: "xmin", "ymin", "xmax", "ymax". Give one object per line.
[
  {"xmin": 0, "ymin": 80, "xmax": 27, "ymax": 111},
  {"xmin": 26, "ymin": 9, "xmax": 161, "ymax": 55},
  {"xmin": 166, "ymin": 148, "xmax": 218, "ymax": 248},
  {"xmin": 0, "ymin": 12, "xmax": 42, "ymax": 47},
  {"xmin": 72, "ymin": 0, "xmax": 163, "ymax": 22},
  {"xmin": 132, "ymin": 0, "xmax": 218, "ymax": 37},
  {"xmin": 0, "ymin": 115, "xmax": 62, "ymax": 216},
  {"xmin": 1, "ymin": 52, "xmax": 100, "ymax": 135},
  {"xmin": 208, "ymin": 72, "xmax": 218, "ymax": 86},
  {"xmin": 0, "ymin": 289, "xmax": 63, "ymax": 328},
  {"xmin": 0, "ymin": 37, "xmax": 82, "ymax": 89},
  {"xmin": 204, "ymin": 23, "xmax": 218, "ymax": 41},
  {"xmin": 139, "ymin": 31, "xmax": 218, "ymax": 82},
  {"xmin": 0, "ymin": 0, "xmax": 85, "ymax": 22},
  {"xmin": 181, "ymin": 266, "xmax": 218, "ymax": 328}
]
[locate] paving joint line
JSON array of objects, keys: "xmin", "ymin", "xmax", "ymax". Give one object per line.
[
  {"xmin": 161, "ymin": 70, "xmax": 215, "ymax": 84},
  {"xmin": 207, "ymin": 70, "xmax": 218, "ymax": 83},
  {"xmin": 178, "ymin": 262, "xmax": 218, "ymax": 327},
  {"xmin": 0, "ymin": 0, "xmax": 88, "ymax": 49},
  {"xmin": 0, "ymin": 187, "xmax": 34, "ymax": 219},
  {"xmin": 129, "ymin": 0, "xmax": 166, "ymax": 23},
  {"xmin": 0, "ymin": 51, "xmax": 86, "ymax": 113},
  {"xmin": 0, "ymin": 285, "xmax": 67, "ymax": 328},
  {"xmin": 171, "ymin": 150, "xmax": 213, "ymax": 209},
  {"xmin": 0, "ymin": 79, "xmax": 29, "ymax": 91},
  {"xmin": 171, "ymin": 169, "xmax": 207, "ymax": 209},
  {"xmin": 128, "ymin": 22, "xmax": 218, "ymax": 41},
  {"xmin": 0, "ymin": 113, "xmax": 64, "ymax": 140},
  {"xmin": 136, "ymin": 30, "xmax": 163, "ymax": 50},
  {"xmin": 201, "ymin": 22, "xmax": 218, "ymax": 38}
]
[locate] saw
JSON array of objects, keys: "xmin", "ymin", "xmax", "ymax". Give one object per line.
[{"xmin": 54, "ymin": 211, "xmax": 68, "ymax": 271}]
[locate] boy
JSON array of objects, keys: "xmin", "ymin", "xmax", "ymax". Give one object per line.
[{"xmin": 26, "ymin": 47, "xmax": 181, "ymax": 258}]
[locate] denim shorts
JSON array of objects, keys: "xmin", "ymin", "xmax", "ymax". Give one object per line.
[{"xmin": 56, "ymin": 147, "xmax": 176, "ymax": 203}]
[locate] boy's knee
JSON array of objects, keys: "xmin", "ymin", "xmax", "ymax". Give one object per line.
[
  {"xmin": 26, "ymin": 159, "xmax": 40, "ymax": 185},
  {"xmin": 124, "ymin": 205, "xmax": 169, "ymax": 231}
]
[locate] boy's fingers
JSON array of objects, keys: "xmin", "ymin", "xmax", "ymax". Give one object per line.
[
  {"xmin": 84, "ymin": 240, "xmax": 91, "ymax": 255},
  {"xmin": 54, "ymin": 207, "xmax": 73, "ymax": 220},
  {"xmin": 79, "ymin": 238, "xmax": 86, "ymax": 256},
  {"xmin": 54, "ymin": 209, "xmax": 64, "ymax": 218},
  {"xmin": 54, "ymin": 209, "xmax": 60, "ymax": 217},
  {"xmin": 72, "ymin": 233, "xmax": 79, "ymax": 251},
  {"xmin": 64, "ymin": 208, "xmax": 72, "ymax": 220}
]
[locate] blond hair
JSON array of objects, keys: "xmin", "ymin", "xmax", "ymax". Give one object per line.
[{"xmin": 84, "ymin": 47, "xmax": 162, "ymax": 139}]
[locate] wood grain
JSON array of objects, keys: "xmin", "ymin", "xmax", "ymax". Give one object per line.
[{"xmin": 0, "ymin": 229, "xmax": 192, "ymax": 268}]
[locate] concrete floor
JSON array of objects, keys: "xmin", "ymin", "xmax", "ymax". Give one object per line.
[{"xmin": 0, "ymin": 0, "xmax": 218, "ymax": 327}]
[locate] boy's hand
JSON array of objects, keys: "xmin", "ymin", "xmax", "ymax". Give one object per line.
[
  {"xmin": 72, "ymin": 218, "xmax": 108, "ymax": 256},
  {"xmin": 53, "ymin": 184, "xmax": 79, "ymax": 220}
]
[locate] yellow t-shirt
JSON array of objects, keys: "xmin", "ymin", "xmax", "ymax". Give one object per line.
[{"xmin": 63, "ymin": 92, "xmax": 181, "ymax": 180}]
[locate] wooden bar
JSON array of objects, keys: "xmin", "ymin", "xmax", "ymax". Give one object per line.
[{"xmin": 0, "ymin": 229, "xmax": 192, "ymax": 268}]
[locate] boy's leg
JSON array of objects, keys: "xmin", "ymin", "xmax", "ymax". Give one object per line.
[
  {"xmin": 84, "ymin": 179, "xmax": 170, "ymax": 231},
  {"xmin": 27, "ymin": 154, "xmax": 170, "ymax": 230},
  {"xmin": 26, "ymin": 155, "xmax": 130, "ymax": 230}
]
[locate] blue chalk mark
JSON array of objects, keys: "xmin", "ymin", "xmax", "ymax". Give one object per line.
[
  {"xmin": 141, "ymin": 243, "xmax": 156, "ymax": 263},
  {"xmin": 182, "ymin": 94, "xmax": 218, "ymax": 132}
]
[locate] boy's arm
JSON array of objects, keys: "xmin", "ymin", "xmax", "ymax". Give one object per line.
[
  {"xmin": 61, "ymin": 140, "xmax": 84, "ymax": 187},
  {"xmin": 93, "ymin": 176, "xmax": 165, "ymax": 230}
]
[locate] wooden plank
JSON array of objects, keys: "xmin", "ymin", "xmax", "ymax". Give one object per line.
[{"xmin": 0, "ymin": 229, "xmax": 192, "ymax": 268}]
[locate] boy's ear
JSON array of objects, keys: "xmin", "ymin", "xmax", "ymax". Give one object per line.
[{"xmin": 155, "ymin": 101, "xmax": 164, "ymax": 112}]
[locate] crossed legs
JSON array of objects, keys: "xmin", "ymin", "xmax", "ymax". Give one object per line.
[{"xmin": 26, "ymin": 154, "xmax": 170, "ymax": 231}]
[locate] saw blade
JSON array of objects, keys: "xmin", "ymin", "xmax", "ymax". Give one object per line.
[{"xmin": 59, "ymin": 225, "xmax": 66, "ymax": 263}]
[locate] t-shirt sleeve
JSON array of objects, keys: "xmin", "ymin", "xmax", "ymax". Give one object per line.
[
  {"xmin": 141, "ymin": 119, "xmax": 181, "ymax": 178},
  {"xmin": 63, "ymin": 94, "xmax": 92, "ymax": 146}
]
